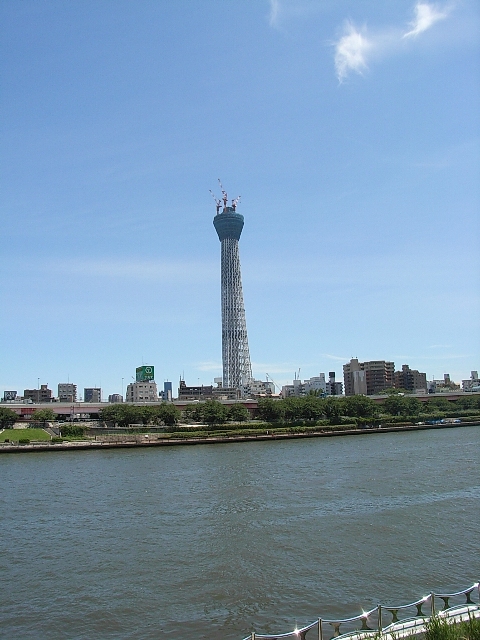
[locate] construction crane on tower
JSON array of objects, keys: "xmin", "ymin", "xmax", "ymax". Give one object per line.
[
  {"xmin": 209, "ymin": 190, "xmax": 222, "ymax": 214},
  {"xmin": 266, "ymin": 373, "xmax": 282, "ymax": 393}
]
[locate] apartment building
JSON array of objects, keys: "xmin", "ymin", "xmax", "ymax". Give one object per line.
[
  {"xmin": 343, "ymin": 359, "xmax": 394, "ymax": 396},
  {"xmin": 24, "ymin": 384, "xmax": 53, "ymax": 403},
  {"xmin": 84, "ymin": 388, "xmax": 101, "ymax": 403},
  {"xmin": 394, "ymin": 365, "xmax": 427, "ymax": 392},
  {"xmin": 125, "ymin": 381, "xmax": 158, "ymax": 402},
  {"xmin": 58, "ymin": 383, "xmax": 77, "ymax": 402}
]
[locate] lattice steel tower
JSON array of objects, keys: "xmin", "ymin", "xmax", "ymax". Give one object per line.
[{"xmin": 212, "ymin": 182, "xmax": 252, "ymax": 393}]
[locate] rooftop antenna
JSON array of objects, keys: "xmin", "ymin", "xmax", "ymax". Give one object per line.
[
  {"xmin": 218, "ymin": 178, "xmax": 228, "ymax": 209},
  {"xmin": 209, "ymin": 189, "xmax": 222, "ymax": 214}
]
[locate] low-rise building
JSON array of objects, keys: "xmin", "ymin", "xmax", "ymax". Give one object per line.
[
  {"xmin": 462, "ymin": 371, "xmax": 480, "ymax": 392},
  {"xmin": 394, "ymin": 365, "xmax": 427, "ymax": 392},
  {"xmin": 58, "ymin": 383, "xmax": 77, "ymax": 402},
  {"xmin": 24, "ymin": 384, "xmax": 53, "ymax": 403},
  {"xmin": 177, "ymin": 379, "xmax": 214, "ymax": 401},
  {"xmin": 108, "ymin": 394, "xmax": 123, "ymax": 403},
  {"xmin": 247, "ymin": 379, "xmax": 275, "ymax": 397},
  {"xmin": 212, "ymin": 386, "xmax": 241, "ymax": 400},
  {"xmin": 282, "ymin": 373, "xmax": 341, "ymax": 398},
  {"xmin": 427, "ymin": 374, "xmax": 460, "ymax": 394},
  {"xmin": 84, "ymin": 388, "xmax": 101, "ymax": 403},
  {"xmin": 125, "ymin": 381, "xmax": 159, "ymax": 403},
  {"xmin": 325, "ymin": 372, "xmax": 343, "ymax": 396}
]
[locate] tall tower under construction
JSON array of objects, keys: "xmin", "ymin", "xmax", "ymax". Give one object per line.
[{"xmin": 212, "ymin": 183, "xmax": 252, "ymax": 393}]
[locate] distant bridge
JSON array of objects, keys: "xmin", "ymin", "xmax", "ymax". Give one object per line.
[{"xmin": 244, "ymin": 583, "xmax": 480, "ymax": 640}]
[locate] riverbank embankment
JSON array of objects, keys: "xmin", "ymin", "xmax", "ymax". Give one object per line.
[{"xmin": 1, "ymin": 420, "xmax": 479, "ymax": 454}]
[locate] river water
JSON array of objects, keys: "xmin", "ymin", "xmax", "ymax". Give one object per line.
[{"xmin": 1, "ymin": 426, "xmax": 479, "ymax": 640}]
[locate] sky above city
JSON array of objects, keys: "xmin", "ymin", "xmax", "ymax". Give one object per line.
[{"xmin": 1, "ymin": 0, "xmax": 479, "ymax": 398}]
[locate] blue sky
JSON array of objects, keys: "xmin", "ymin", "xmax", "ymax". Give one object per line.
[{"xmin": 1, "ymin": 0, "xmax": 479, "ymax": 398}]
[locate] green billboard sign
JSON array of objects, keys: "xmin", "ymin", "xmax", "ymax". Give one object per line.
[{"xmin": 136, "ymin": 365, "xmax": 155, "ymax": 382}]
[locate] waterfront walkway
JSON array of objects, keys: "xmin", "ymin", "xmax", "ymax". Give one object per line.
[{"xmin": 245, "ymin": 584, "xmax": 480, "ymax": 640}]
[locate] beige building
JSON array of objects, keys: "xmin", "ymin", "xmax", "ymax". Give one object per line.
[
  {"xmin": 343, "ymin": 359, "xmax": 394, "ymax": 396},
  {"xmin": 125, "ymin": 381, "xmax": 158, "ymax": 402}
]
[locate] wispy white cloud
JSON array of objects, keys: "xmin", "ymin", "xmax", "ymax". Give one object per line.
[
  {"xmin": 269, "ymin": 0, "xmax": 281, "ymax": 28},
  {"xmin": 267, "ymin": 0, "xmax": 324, "ymax": 29},
  {"xmin": 23, "ymin": 257, "xmax": 217, "ymax": 283},
  {"xmin": 196, "ymin": 361, "xmax": 222, "ymax": 372},
  {"xmin": 333, "ymin": 2, "xmax": 453, "ymax": 81},
  {"xmin": 334, "ymin": 22, "xmax": 372, "ymax": 82},
  {"xmin": 404, "ymin": 2, "xmax": 450, "ymax": 38},
  {"xmin": 428, "ymin": 344, "xmax": 453, "ymax": 349},
  {"xmin": 322, "ymin": 353, "xmax": 350, "ymax": 362}
]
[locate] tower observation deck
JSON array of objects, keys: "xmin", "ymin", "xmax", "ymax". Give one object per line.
[{"xmin": 212, "ymin": 183, "xmax": 253, "ymax": 393}]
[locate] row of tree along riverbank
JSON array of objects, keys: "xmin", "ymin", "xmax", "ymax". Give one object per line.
[
  {"xmin": 1, "ymin": 393, "xmax": 480, "ymax": 431},
  {"xmin": 2, "ymin": 393, "xmax": 480, "ymax": 431}
]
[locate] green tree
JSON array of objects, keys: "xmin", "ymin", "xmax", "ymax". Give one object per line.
[
  {"xmin": 308, "ymin": 389, "xmax": 326, "ymax": 397},
  {"xmin": 187, "ymin": 403, "xmax": 207, "ymax": 423},
  {"xmin": 201, "ymin": 400, "xmax": 227, "ymax": 425},
  {"xmin": 181, "ymin": 404, "xmax": 198, "ymax": 422},
  {"xmin": 299, "ymin": 395, "xmax": 325, "ymax": 421},
  {"xmin": 99, "ymin": 405, "xmax": 121, "ymax": 424},
  {"xmin": 138, "ymin": 406, "xmax": 154, "ymax": 426},
  {"xmin": 283, "ymin": 397, "xmax": 304, "ymax": 422},
  {"xmin": 454, "ymin": 396, "xmax": 475, "ymax": 410},
  {"xmin": 257, "ymin": 397, "xmax": 284, "ymax": 422},
  {"xmin": 99, "ymin": 404, "xmax": 143, "ymax": 428},
  {"xmin": 323, "ymin": 397, "xmax": 345, "ymax": 423},
  {"xmin": 383, "ymin": 395, "xmax": 420, "ymax": 417},
  {"xmin": 0, "ymin": 407, "xmax": 18, "ymax": 429},
  {"xmin": 404, "ymin": 397, "xmax": 421, "ymax": 417},
  {"xmin": 31, "ymin": 408, "xmax": 57, "ymax": 426},
  {"xmin": 455, "ymin": 395, "xmax": 480, "ymax": 411},
  {"xmin": 427, "ymin": 397, "xmax": 451, "ymax": 413},
  {"xmin": 227, "ymin": 403, "xmax": 250, "ymax": 422},
  {"xmin": 383, "ymin": 394, "xmax": 408, "ymax": 416},
  {"xmin": 151, "ymin": 403, "xmax": 181, "ymax": 426},
  {"xmin": 343, "ymin": 395, "xmax": 378, "ymax": 419},
  {"xmin": 380, "ymin": 387, "xmax": 410, "ymax": 395}
]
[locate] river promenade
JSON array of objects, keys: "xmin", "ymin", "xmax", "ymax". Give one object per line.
[{"xmin": 1, "ymin": 420, "xmax": 479, "ymax": 453}]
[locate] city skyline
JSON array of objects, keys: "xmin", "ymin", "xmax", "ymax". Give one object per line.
[{"xmin": 1, "ymin": 1, "xmax": 479, "ymax": 398}]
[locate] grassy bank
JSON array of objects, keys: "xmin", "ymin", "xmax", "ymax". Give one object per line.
[
  {"xmin": 0, "ymin": 428, "xmax": 51, "ymax": 442},
  {"xmin": 418, "ymin": 613, "xmax": 480, "ymax": 640}
]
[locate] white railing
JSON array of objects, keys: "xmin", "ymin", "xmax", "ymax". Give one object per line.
[{"xmin": 244, "ymin": 582, "xmax": 480, "ymax": 640}]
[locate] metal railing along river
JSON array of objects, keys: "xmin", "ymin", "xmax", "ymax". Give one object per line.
[{"xmin": 244, "ymin": 583, "xmax": 480, "ymax": 640}]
